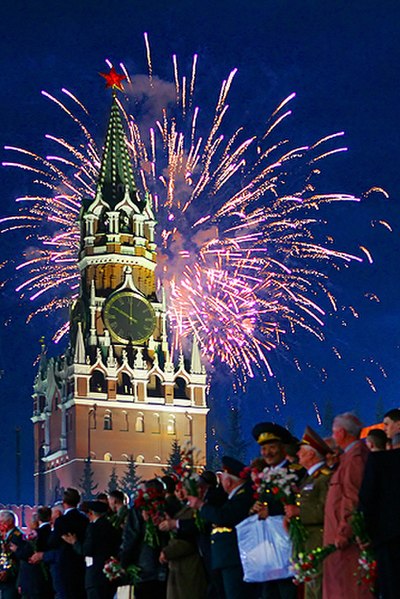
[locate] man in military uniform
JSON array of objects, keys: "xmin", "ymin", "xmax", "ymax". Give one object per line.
[
  {"xmin": 188, "ymin": 456, "xmax": 259, "ymax": 599},
  {"xmin": 251, "ymin": 422, "xmax": 305, "ymax": 599},
  {"xmin": 284, "ymin": 426, "xmax": 332, "ymax": 599},
  {"xmin": 0, "ymin": 509, "xmax": 23, "ymax": 599}
]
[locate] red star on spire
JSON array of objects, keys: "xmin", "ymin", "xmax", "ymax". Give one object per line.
[{"xmin": 100, "ymin": 67, "xmax": 127, "ymax": 91}]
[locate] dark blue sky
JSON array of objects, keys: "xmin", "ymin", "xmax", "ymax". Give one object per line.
[{"xmin": 1, "ymin": 0, "xmax": 399, "ymax": 502}]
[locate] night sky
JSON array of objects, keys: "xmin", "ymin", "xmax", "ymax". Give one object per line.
[{"xmin": 1, "ymin": 0, "xmax": 399, "ymax": 503}]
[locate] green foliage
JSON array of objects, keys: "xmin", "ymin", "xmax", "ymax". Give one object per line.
[
  {"xmin": 220, "ymin": 405, "xmax": 249, "ymax": 463},
  {"xmin": 322, "ymin": 398, "xmax": 334, "ymax": 436},
  {"xmin": 163, "ymin": 438, "xmax": 182, "ymax": 475},
  {"xmin": 107, "ymin": 464, "xmax": 119, "ymax": 493},
  {"xmin": 375, "ymin": 397, "xmax": 385, "ymax": 423},
  {"xmin": 120, "ymin": 455, "xmax": 141, "ymax": 500},
  {"xmin": 79, "ymin": 456, "xmax": 98, "ymax": 500}
]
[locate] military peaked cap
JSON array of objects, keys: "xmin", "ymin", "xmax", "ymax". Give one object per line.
[
  {"xmin": 86, "ymin": 500, "xmax": 109, "ymax": 514},
  {"xmin": 300, "ymin": 425, "xmax": 331, "ymax": 456},
  {"xmin": 252, "ymin": 422, "xmax": 293, "ymax": 445},
  {"xmin": 221, "ymin": 456, "xmax": 246, "ymax": 477}
]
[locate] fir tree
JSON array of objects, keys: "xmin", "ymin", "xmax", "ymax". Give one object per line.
[
  {"xmin": 163, "ymin": 438, "xmax": 182, "ymax": 475},
  {"xmin": 220, "ymin": 405, "xmax": 249, "ymax": 463},
  {"xmin": 206, "ymin": 422, "xmax": 222, "ymax": 471},
  {"xmin": 79, "ymin": 457, "xmax": 98, "ymax": 500},
  {"xmin": 375, "ymin": 397, "xmax": 385, "ymax": 423},
  {"xmin": 107, "ymin": 464, "xmax": 119, "ymax": 493},
  {"xmin": 120, "ymin": 455, "xmax": 141, "ymax": 501},
  {"xmin": 322, "ymin": 398, "xmax": 334, "ymax": 436},
  {"xmin": 285, "ymin": 417, "xmax": 294, "ymax": 434}
]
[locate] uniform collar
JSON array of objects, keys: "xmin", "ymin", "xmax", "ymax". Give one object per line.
[
  {"xmin": 269, "ymin": 459, "xmax": 288, "ymax": 470},
  {"xmin": 228, "ymin": 482, "xmax": 244, "ymax": 500},
  {"xmin": 307, "ymin": 461, "xmax": 325, "ymax": 476}
]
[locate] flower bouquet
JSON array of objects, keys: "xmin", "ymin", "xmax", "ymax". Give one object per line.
[
  {"xmin": 134, "ymin": 487, "xmax": 168, "ymax": 547},
  {"xmin": 357, "ymin": 549, "xmax": 378, "ymax": 592},
  {"xmin": 255, "ymin": 467, "xmax": 308, "ymax": 554},
  {"xmin": 291, "ymin": 544, "xmax": 336, "ymax": 585},
  {"xmin": 174, "ymin": 442, "xmax": 205, "ymax": 530},
  {"xmin": 103, "ymin": 556, "xmax": 140, "ymax": 585},
  {"xmin": 350, "ymin": 511, "xmax": 377, "ymax": 593}
]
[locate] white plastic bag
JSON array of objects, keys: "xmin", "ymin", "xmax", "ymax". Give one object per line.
[
  {"xmin": 116, "ymin": 586, "xmax": 134, "ymax": 599},
  {"xmin": 236, "ymin": 514, "xmax": 293, "ymax": 582}
]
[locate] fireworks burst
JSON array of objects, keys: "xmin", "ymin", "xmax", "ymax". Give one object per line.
[{"xmin": 0, "ymin": 37, "xmax": 388, "ymax": 383}]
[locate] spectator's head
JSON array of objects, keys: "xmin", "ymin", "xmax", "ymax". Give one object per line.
[
  {"xmin": 383, "ymin": 409, "xmax": 400, "ymax": 440},
  {"xmin": 29, "ymin": 512, "xmax": 39, "ymax": 531},
  {"xmin": 196, "ymin": 470, "xmax": 218, "ymax": 499},
  {"xmin": 51, "ymin": 502, "xmax": 64, "ymax": 525},
  {"xmin": 366, "ymin": 428, "xmax": 388, "ymax": 452},
  {"xmin": 297, "ymin": 426, "xmax": 331, "ymax": 470},
  {"xmin": 285, "ymin": 438, "xmax": 301, "ymax": 464},
  {"xmin": 145, "ymin": 478, "xmax": 165, "ymax": 495},
  {"xmin": 63, "ymin": 487, "xmax": 80, "ymax": 508},
  {"xmin": 108, "ymin": 490, "xmax": 126, "ymax": 513},
  {"xmin": 86, "ymin": 500, "xmax": 108, "ymax": 521},
  {"xmin": 219, "ymin": 456, "xmax": 246, "ymax": 494},
  {"xmin": 252, "ymin": 422, "xmax": 293, "ymax": 466},
  {"xmin": 175, "ymin": 484, "xmax": 188, "ymax": 502},
  {"xmin": 79, "ymin": 501, "xmax": 90, "ymax": 514},
  {"xmin": 96, "ymin": 492, "xmax": 109, "ymax": 504},
  {"xmin": 161, "ymin": 475, "xmax": 177, "ymax": 495},
  {"xmin": 37, "ymin": 506, "xmax": 52, "ymax": 523},
  {"xmin": 0, "ymin": 510, "xmax": 16, "ymax": 534},
  {"xmin": 332, "ymin": 413, "xmax": 363, "ymax": 449}
]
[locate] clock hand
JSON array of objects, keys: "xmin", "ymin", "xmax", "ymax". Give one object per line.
[{"xmin": 113, "ymin": 306, "xmax": 138, "ymax": 324}]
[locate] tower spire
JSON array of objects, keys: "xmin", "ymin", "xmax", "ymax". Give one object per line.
[{"xmin": 96, "ymin": 94, "xmax": 143, "ymax": 210}]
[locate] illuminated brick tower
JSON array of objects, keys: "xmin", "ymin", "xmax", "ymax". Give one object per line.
[{"xmin": 32, "ymin": 76, "xmax": 208, "ymax": 504}]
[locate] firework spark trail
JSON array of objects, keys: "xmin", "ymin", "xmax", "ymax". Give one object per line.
[{"xmin": 0, "ymin": 47, "xmax": 388, "ymax": 384}]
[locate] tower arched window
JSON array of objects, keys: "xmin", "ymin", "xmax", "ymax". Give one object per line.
[
  {"xmin": 185, "ymin": 412, "xmax": 193, "ymax": 440},
  {"xmin": 90, "ymin": 370, "xmax": 107, "ymax": 394},
  {"xmin": 174, "ymin": 376, "xmax": 188, "ymax": 399},
  {"xmin": 135, "ymin": 413, "xmax": 144, "ymax": 433},
  {"xmin": 121, "ymin": 410, "xmax": 129, "ymax": 432},
  {"xmin": 148, "ymin": 374, "xmax": 163, "ymax": 398},
  {"xmin": 104, "ymin": 411, "xmax": 112, "ymax": 431},
  {"xmin": 136, "ymin": 454, "xmax": 145, "ymax": 463},
  {"xmin": 118, "ymin": 372, "xmax": 132, "ymax": 395},
  {"xmin": 152, "ymin": 413, "xmax": 160, "ymax": 434},
  {"xmin": 167, "ymin": 415, "xmax": 176, "ymax": 435},
  {"xmin": 104, "ymin": 452, "xmax": 112, "ymax": 462}
]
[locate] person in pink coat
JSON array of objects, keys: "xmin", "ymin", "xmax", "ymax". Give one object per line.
[{"xmin": 323, "ymin": 412, "xmax": 374, "ymax": 599}]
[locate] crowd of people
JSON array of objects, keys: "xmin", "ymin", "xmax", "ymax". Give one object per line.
[{"xmin": 1, "ymin": 408, "xmax": 400, "ymax": 599}]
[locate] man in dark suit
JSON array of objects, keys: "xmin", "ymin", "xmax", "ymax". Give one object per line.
[
  {"xmin": 10, "ymin": 506, "xmax": 53, "ymax": 599},
  {"xmin": 359, "ymin": 444, "xmax": 400, "ymax": 599},
  {"xmin": 63, "ymin": 500, "xmax": 120, "ymax": 599},
  {"xmin": 189, "ymin": 456, "xmax": 259, "ymax": 599},
  {"xmin": 47, "ymin": 487, "xmax": 88, "ymax": 599}
]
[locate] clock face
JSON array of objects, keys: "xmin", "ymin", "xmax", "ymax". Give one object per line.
[{"xmin": 103, "ymin": 291, "xmax": 155, "ymax": 344}]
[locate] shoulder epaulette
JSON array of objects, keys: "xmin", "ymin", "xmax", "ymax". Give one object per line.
[
  {"xmin": 320, "ymin": 467, "xmax": 332, "ymax": 476},
  {"xmin": 289, "ymin": 463, "xmax": 303, "ymax": 471},
  {"xmin": 236, "ymin": 488, "xmax": 245, "ymax": 496}
]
